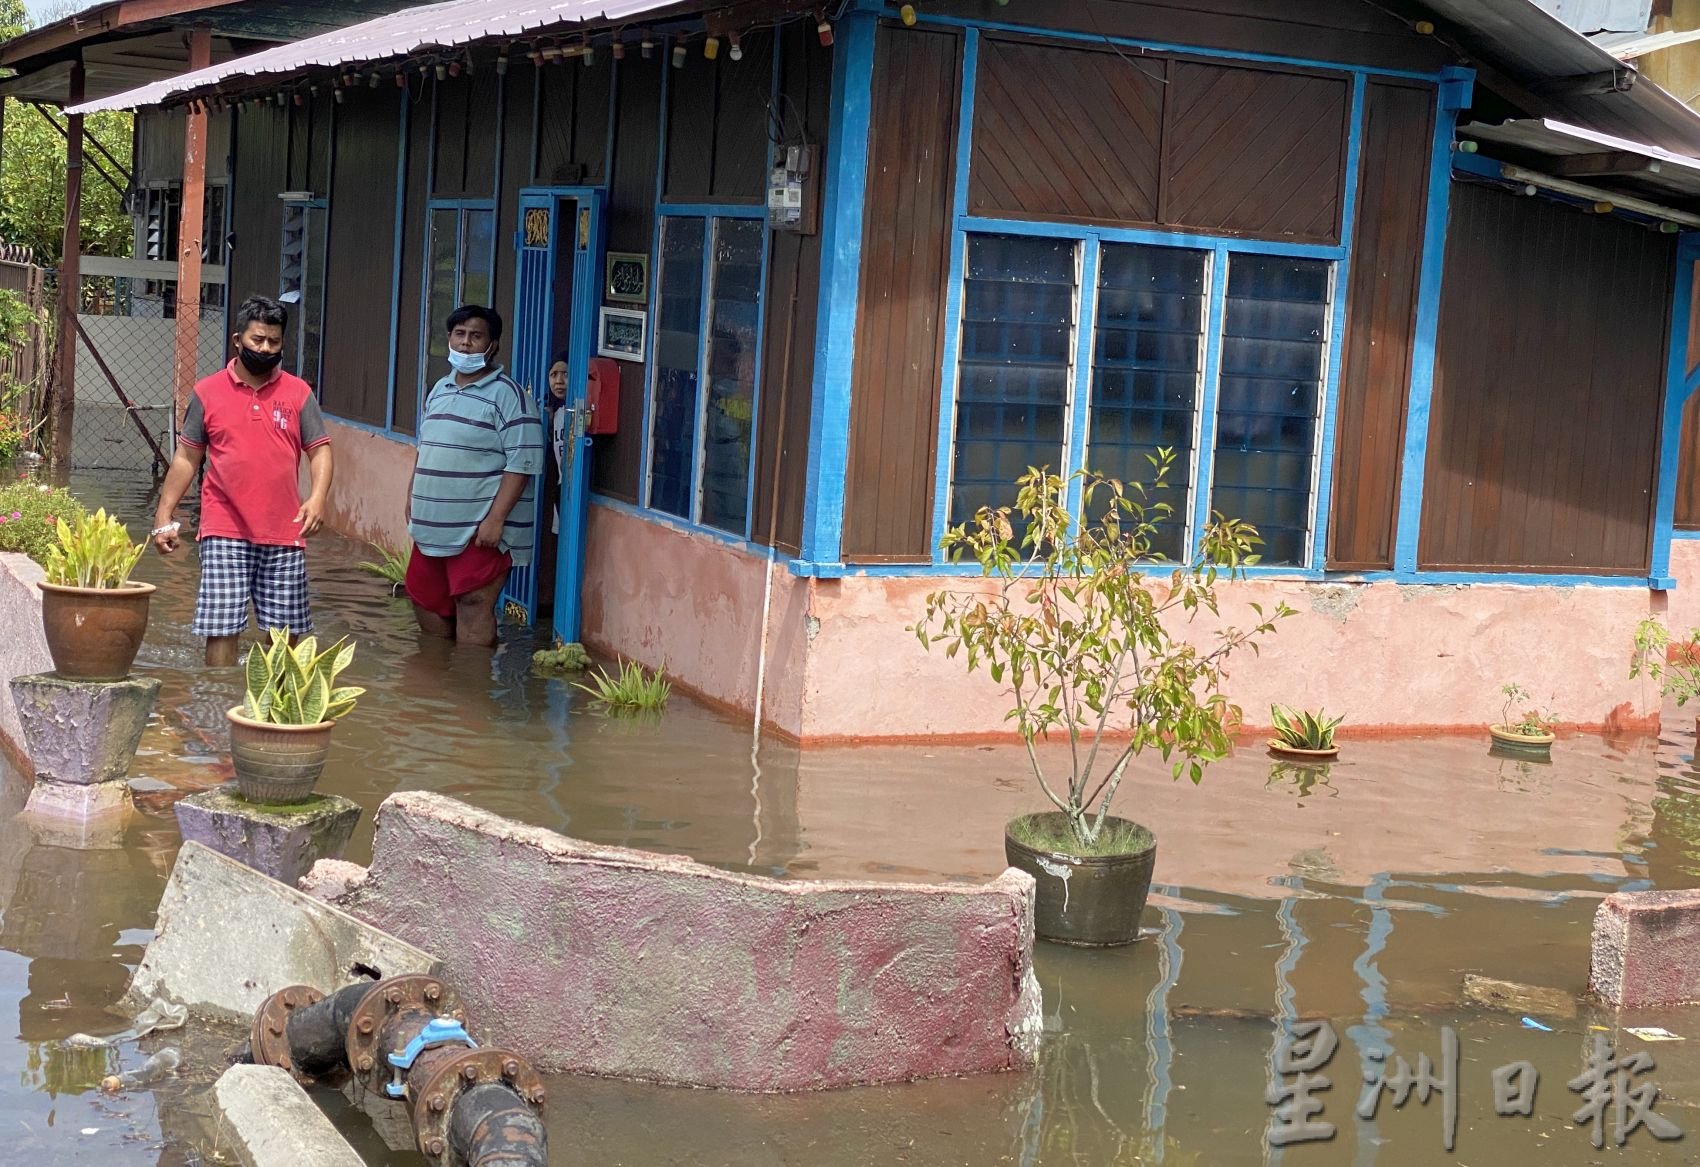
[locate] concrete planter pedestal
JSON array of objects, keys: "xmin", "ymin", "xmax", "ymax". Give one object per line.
[
  {"xmin": 9, "ymin": 672, "xmax": 160, "ymax": 833},
  {"xmin": 174, "ymin": 784, "xmax": 361, "ymax": 886}
]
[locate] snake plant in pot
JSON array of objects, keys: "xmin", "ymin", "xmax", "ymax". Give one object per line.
[
  {"xmin": 38, "ymin": 508, "xmax": 154, "ymax": 681},
  {"xmin": 228, "ymin": 629, "xmax": 364, "ymax": 804},
  {"xmin": 915, "ymin": 457, "xmax": 1290, "ymax": 946}
]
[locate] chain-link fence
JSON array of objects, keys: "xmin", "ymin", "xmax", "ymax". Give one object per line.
[{"xmin": 56, "ymin": 276, "xmax": 226, "ymax": 475}]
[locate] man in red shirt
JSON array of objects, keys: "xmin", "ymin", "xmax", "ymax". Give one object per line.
[{"xmin": 151, "ymin": 296, "xmax": 334, "ymax": 667}]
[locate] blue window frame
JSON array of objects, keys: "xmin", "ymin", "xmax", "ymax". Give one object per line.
[
  {"xmin": 419, "ymin": 200, "xmax": 496, "ymax": 386},
  {"xmin": 943, "ymin": 231, "xmax": 1335, "ymax": 567},
  {"xmin": 644, "ymin": 208, "xmax": 768, "ymax": 536}
]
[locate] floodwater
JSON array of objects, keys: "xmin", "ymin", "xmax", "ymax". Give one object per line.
[{"xmin": 6, "ymin": 471, "xmax": 1700, "ymax": 1164}]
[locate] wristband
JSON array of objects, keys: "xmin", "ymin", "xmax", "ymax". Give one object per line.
[{"xmin": 151, "ymin": 522, "xmax": 181, "ymax": 537}]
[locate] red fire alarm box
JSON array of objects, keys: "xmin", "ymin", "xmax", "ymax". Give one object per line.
[{"xmin": 585, "ymin": 357, "xmax": 620, "ymax": 435}]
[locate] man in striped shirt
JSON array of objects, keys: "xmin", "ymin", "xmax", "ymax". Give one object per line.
[{"xmin": 405, "ymin": 304, "xmax": 543, "ymax": 647}]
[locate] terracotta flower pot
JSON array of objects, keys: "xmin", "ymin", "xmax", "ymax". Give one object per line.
[
  {"xmin": 1489, "ymin": 724, "xmax": 1555, "ymax": 755},
  {"xmin": 1267, "ymin": 740, "xmax": 1340, "ymax": 761},
  {"xmin": 227, "ymin": 707, "xmax": 335, "ymax": 804},
  {"xmin": 39, "ymin": 581, "xmax": 156, "ymax": 681},
  {"xmin": 1004, "ymin": 811, "xmax": 1157, "ymax": 948}
]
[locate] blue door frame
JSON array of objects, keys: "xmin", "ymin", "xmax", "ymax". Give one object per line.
[{"xmin": 502, "ymin": 187, "xmax": 604, "ymax": 641}]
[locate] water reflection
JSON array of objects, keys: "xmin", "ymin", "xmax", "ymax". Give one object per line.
[{"xmin": 0, "ymin": 470, "xmax": 1695, "ymax": 1163}]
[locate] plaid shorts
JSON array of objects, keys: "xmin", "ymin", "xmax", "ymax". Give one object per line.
[{"xmin": 192, "ymin": 536, "xmax": 313, "ymax": 638}]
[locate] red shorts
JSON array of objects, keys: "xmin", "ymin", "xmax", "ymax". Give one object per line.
[{"xmin": 404, "ymin": 542, "xmax": 512, "ymax": 619}]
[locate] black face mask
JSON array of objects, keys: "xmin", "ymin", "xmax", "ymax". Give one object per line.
[{"xmin": 238, "ymin": 346, "xmax": 284, "ymax": 376}]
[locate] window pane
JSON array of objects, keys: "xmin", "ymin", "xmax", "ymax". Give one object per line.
[
  {"xmin": 950, "ymin": 235, "xmax": 1077, "ymax": 529},
  {"xmin": 700, "ymin": 219, "xmax": 764, "ymax": 535},
  {"xmin": 1211, "ymin": 255, "xmax": 1331, "ymax": 567},
  {"xmin": 648, "ymin": 217, "xmax": 707, "ymax": 519},
  {"xmin": 425, "ymin": 207, "xmax": 459, "ymax": 366},
  {"xmin": 299, "ymin": 207, "xmax": 329, "ymax": 388},
  {"xmin": 461, "ymin": 208, "xmax": 495, "ymax": 308},
  {"xmin": 1089, "ymin": 244, "xmax": 1207, "ymax": 561}
]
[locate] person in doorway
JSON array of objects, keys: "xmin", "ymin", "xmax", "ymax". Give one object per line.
[
  {"xmin": 546, "ymin": 351, "xmax": 570, "ymax": 536},
  {"xmin": 152, "ymin": 295, "xmax": 333, "ymax": 667},
  {"xmin": 405, "ymin": 305, "xmax": 543, "ymax": 648}
]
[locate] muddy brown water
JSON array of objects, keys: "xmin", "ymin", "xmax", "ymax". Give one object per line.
[{"xmin": 5, "ymin": 473, "xmax": 1700, "ymax": 1163}]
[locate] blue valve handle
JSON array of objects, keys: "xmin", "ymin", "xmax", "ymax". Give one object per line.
[{"xmin": 384, "ymin": 1018, "xmax": 477, "ymax": 1098}]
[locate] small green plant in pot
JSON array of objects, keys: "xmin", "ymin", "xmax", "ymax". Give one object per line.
[
  {"xmin": 37, "ymin": 508, "xmax": 155, "ymax": 681},
  {"xmin": 228, "ymin": 629, "xmax": 365, "ymax": 804},
  {"xmin": 914, "ymin": 457, "xmax": 1290, "ymax": 947},
  {"xmin": 1488, "ymin": 683, "xmax": 1557, "ymax": 755},
  {"xmin": 356, "ymin": 542, "xmax": 408, "ymax": 595},
  {"xmin": 574, "ymin": 658, "xmax": 670, "ymax": 715},
  {"xmin": 1268, "ymin": 706, "xmax": 1343, "ymax": 761}
]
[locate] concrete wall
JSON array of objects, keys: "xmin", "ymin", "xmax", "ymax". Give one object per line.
[
  {"xmin": 0, "ymin": 553, "xmax": 51, "ymax": 772},
  {"xmin": 305, "ymin": 418, "xmax": 411, "ymax": 553},
  {"xmin": 311, "ymin": 427, "xmax": 1672, "ymax": 741},
  {"xmin": 334, "ymin": 791, "xmax": 1041, "ymax": 1091}
]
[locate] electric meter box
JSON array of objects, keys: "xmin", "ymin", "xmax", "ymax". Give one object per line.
[{"xmin": 768, "ymin": 144, "xmax": 820, "ymax": 235}]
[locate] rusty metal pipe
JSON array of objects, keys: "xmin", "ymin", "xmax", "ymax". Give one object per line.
[
  {"xmin": 450, "ymin": 1083, "xmax": 550, "ymax": 1166},
  {"xmin": 244, "ymin": 976, "xmax": 547, "ymax": 1167}
]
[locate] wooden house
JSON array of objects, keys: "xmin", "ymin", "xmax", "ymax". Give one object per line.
[{"xmin": 54, "ymin": 0, "xmax": 1700, "ymax": 738}]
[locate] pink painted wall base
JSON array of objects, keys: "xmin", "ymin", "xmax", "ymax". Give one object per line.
[
  {"xmin": 326, "ymin": 791, "xmax": 1042, "ymax": 1091},
  {"xmin": 308, "ymin": 425, "xmax": 1671, "ymax": 741}
]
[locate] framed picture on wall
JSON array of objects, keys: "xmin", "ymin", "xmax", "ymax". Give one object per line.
[
  {"xmin": 598, "ymin": 306, "xmax": 647, "ymax": 363},
  {"xmin": 605, "ymin": 252, "xmax": 650, "ymax": 304}
]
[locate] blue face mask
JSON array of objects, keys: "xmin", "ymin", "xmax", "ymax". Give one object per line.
[{"xmin": 448, "ymin": 348, "xmax": 488, "ymax": 376}]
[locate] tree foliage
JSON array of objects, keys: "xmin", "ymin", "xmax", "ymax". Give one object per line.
[
  {"xmin": 914, "ymin": 455, "xmax": 1292, "ymax": 851},
  {"xmin": 0, "ymin": 0, "xmax": 134, "ymax": 263}
]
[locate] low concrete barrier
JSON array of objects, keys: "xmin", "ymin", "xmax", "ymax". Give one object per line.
[
  {"xmin": 330, "ymin": 791, "xmax": 1042, "ymax": 1091},
  {"xmin": 127, "ymin": 841, "xmax": 441, "ymax": 1024},
  {"xmin": 1590, "ymin": 889, "xmax": 1700, "ymax": 1007},
  {"xmin": 0, "ymin": 552, "xmax": 51, "ymax": 770},
  {"xmin": 211, "ymin": 1064, "xmax": 365, "ymax": 1167}
]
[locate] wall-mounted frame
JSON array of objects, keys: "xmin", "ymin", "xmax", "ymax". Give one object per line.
[
  {"xmin": 598, "ymin": 306, "xmax": 647, "ymax": 363},
  {"xmin": 605, "ymin": 251, "xmax": 650, "ymax": 304}
]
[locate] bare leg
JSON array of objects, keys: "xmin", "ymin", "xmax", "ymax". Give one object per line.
[
  {"xmin": 413, "ymin": 603, "xmax": 455, "ymax": 640},
  {"xmin": 452, "ymin": 574, "xmax": 509, "ymax": 648},
  {"xmin": 206, "ymin": 635, "xmax": 240, "ymax": 668}
]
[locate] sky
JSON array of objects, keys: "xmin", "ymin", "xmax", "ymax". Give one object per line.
[{"xmin": 24, "ymin": 1, "xmax": 102, "ymax": 26}]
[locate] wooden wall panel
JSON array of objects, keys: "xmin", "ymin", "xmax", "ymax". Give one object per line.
[
  {"xmin": 320, "ymin": 88, "xmax": 400, "ymax": 427},
  {"xmin": 1326, "ymin": 80, "xmax": 1435, "ymax": 570},
  {"xmin": 1675, "ymin": 264, "xmax": 1700, "ymax": 529},
  {"xmin": 842, "ymin": 25, "xmax": 960, "ymax": 562},
  {"xmin": 968, "ymin": 38, "xmax": 1162, "ymax": 224},
  {"xmin": 493, "ymin": 61, "xmax": 536, "ymax": 344},
  {"xmin": 1163, "ymin": 61, "xmax": 1347, "ymax": 243},
  {"xmin": 752, "ymin": 22, "xmax": 832, "ymax": 553},
  {"xmin": 391, "ymin": 84, "xmax": 432, "ymax": 435},
  {"xmin": 592, "ymin": 55, "xmax": 664, "ymax": 504},
  {"xmin": 229, "ymin": 105, "xmax": 287, "ymax": 306},
  {"xmin": 536, "ymin": 61, "xmax": 612, "ymax": 185},
  {"xmin": 431, "ymin": 71, "xmax": 499, "ymax": 197},
  {"xmin": 921, "ymin": 0, "xmax": 1453, "ymax": 72},
  {"xmin": 967, "ymin": 36, "xmax": 1347, "ymax": 242},
  {"xmin": 1420, "ymin": 183, "xmax": 1673, "ymax": 574},
  {"xmin": 663, "ymin": 35, "xmax": 772, "ymax": 205}
]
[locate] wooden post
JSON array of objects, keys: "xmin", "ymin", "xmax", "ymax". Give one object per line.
[
  {"xmin": 173, "ymin": 27, "xmax": 213, "ymax": 418},
  {"xmin": 49, "ymin": 61, "xmax": 83, "ymax": 471}
]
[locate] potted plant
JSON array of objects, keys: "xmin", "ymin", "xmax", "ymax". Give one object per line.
[
  {"xmin": 914, "ymin": 457, "xmax": 1289, "ymax": 947},
  {"xmin": 37, "ymin": 508, "xmax": 153, "ymax": 681},
  {"xmin": 1488, "ymin": 683, "xmax": 1556, "ymax": 755},
  {"xmin": 1632, "ymin": 617, "xmax": 1700, "ymax": 735},
  {"xmin": 228, "ymin": 629, "xmax": 364, "ymax": 804},
  {"xmin": 1268, "ymin": 706, "xmax": 1342, "ymax": 761}
]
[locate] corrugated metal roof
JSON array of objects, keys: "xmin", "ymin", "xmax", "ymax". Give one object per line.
[
  {"xmin": 67, "ymin": 0, "xmax": 686, "ymax": 113},
  {"xmin": 1525, "ymin": 0, "xmax": 1651, "ymax": 36},
  {"xmin": 1416, "ymin": 0, "xmax": 1700, "ymax": 155},
  {"xmin": 1459, "ymin": 116, "xmax": 1700, "ymax": 199}
]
